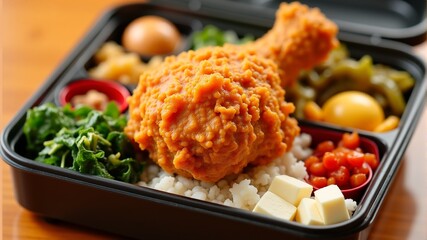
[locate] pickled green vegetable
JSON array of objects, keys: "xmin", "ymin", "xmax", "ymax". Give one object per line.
[{"xmin": 287, "ymin": 45, "xmax": 415, "ymax": 118}]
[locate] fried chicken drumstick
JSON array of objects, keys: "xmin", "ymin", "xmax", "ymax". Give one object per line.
[
  {"xmin": 125, "ymin": 2, "xmax": 338, "ymax": 182},
  {"xmin": 248, "ymin": 2, "xmax": 339, "ymax": 87}
]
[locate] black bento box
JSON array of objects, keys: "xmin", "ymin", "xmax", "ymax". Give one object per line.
[{"xmin": 1, "ymin": 0, "xmax": 427, "ymax": 239}]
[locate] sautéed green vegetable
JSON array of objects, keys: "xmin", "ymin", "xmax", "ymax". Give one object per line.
[{"xmin": 23, "ymin": 102, "xmax": 144, "ymax": 183}]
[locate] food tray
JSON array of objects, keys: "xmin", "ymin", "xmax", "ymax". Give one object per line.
[{"xmin": 1, "ymin": 0, "xmax": 426, "ymax": 239}]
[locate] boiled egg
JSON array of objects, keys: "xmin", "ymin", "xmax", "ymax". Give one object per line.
[
  {"xmin": 322, "ymin": 91, "xmax": 385, "ymax": 131},
  {"xmin": 122, "ymin": 16, "xmax": 181, "ymax": 56}
]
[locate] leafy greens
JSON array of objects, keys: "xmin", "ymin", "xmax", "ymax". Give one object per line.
[
  {"xmin": 23, "ymin": 102, "xmax": 143, "ymax": 183},
  {"xmin": 191, "ymin": 25, "xmax": 254, "ymax": 50}
]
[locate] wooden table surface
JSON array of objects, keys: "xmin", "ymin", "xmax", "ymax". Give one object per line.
[{"xmin": 2, "ymin": 1, "xmax": 427, "ymax": 239}]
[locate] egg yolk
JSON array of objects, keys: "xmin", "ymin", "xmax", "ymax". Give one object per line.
[{"xmin": 322, "ymin": 91, "xmax": 385, "ymax": 131}]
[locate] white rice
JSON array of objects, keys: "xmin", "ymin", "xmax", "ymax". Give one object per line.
[
  {"xmin": 137, "ymin": 133, "xmax": 357, "ymax": 216},
  {"xmin": 138, "ymin": 134, "xmax": 312, "ymax": 210},
  {"xmin": 345, "ymin": 199, "xmax": 358, "ymax": 216}
]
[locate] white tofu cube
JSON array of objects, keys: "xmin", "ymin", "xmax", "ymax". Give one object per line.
[
  {"xmin": 253, "ymin": 191, "xmax": 297, "ymax": 221},
  {"xmin": 268, "ymin": 175, "xmax": 313, "ymax": 206},
  {"xmin": 296, "ymin": 198, "xmax": 324, "ymax": 225},
  {"xmin": 314, "ymin": 185, "xmax": 350, "ymax": 225}
]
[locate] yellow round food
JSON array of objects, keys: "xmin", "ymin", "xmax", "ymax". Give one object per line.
[
  {"xmin": 122, "ymin": 16, "xmax": 181, "ymax": 56},
  {"xmin": 322, "ymin": 91, "xmax": 384, "ymax": 131}
]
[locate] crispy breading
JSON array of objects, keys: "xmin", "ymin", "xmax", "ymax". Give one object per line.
[
  {"xmin": 249, "ymin": 2, "xmax": 338, "ymax": 87},
  {"xmin": 125, "ymin": 2, "xmax": 338, "ymax": 182}
]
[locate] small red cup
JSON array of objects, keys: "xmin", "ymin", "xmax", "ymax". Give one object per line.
[{"xmin": 58, "ymin": 79, "xmax": 130, "ymax": 113}]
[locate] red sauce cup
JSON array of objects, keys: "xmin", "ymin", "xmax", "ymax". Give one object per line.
[
  {"xmin": 301, "ymin": 125, "xmax": 379, "ymax": 200},
  {"xmin": 58, "ymin": 79, "xmax": 130, "ymax": 113}
]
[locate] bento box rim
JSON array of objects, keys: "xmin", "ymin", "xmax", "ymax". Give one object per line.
[{"xmin": 180, "ymin": 0, "xmax": 427, "ymax": 45}]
